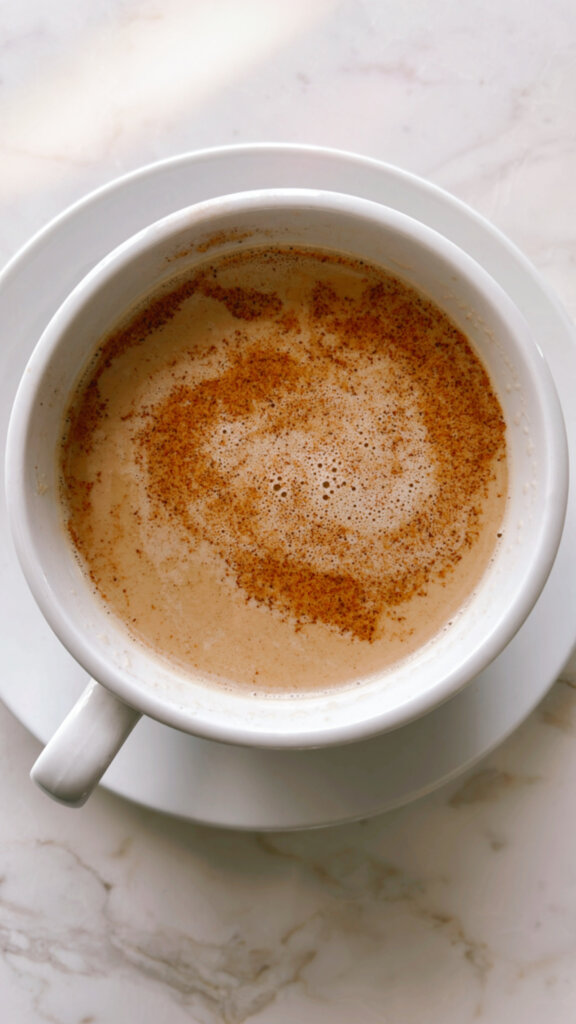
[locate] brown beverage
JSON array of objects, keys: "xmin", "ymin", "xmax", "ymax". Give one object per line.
[{"xmin": 60, "ymin": 246, "xmax": 507, "ymax": 694}]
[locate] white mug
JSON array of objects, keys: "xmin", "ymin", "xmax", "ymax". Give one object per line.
[{"xmin": 5, "ymin": 189, "xmax": 569, "ymax": 805}]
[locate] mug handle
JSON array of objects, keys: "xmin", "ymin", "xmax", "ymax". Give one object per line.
[{"xmin": 30, "ymin": 680, "xmax": 141, "ymax": 806}]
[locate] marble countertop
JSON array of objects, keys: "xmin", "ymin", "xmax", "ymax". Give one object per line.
[{"xmin": 2, "ymin": 1, "xmax": 576, "ymax": 1021}]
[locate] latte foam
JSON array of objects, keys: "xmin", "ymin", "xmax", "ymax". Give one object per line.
[{"xmin": 60, "ymin": 247, "xmax": 507, "ymax": 693}]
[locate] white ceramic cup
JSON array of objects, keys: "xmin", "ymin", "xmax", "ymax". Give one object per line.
[{"xmin": 5, "ymin": 189, "xmax": 569, "ymax": 806}]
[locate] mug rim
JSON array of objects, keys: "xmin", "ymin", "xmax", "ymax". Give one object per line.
[{"xmin": 5, "ymin": 187, "xmax": 569, "ymax": 748}]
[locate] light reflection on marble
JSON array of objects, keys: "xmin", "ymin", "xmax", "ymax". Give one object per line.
[{"xmin": 1, "ymin": 1, "xmax": 576, "ymax": 1021}]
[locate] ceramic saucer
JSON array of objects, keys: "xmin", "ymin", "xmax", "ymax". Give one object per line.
[{"xmin": 1, "ymin": 144, "xmax": 575, "ymax": 830}]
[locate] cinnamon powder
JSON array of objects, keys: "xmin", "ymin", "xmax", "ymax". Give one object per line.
[{"xmin": 61, "ymin": 247, "xmax": 507, "ymax": 664}]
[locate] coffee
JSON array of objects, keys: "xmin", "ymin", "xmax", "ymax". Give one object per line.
[{"xmin": 60, "ymin": 246, "xmax": 507, "ymax": 694}]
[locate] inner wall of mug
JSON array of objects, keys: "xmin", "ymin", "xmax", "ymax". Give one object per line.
[{"xmin": 10, "ymin": 190, "xmax": 567, "ymax": 745}]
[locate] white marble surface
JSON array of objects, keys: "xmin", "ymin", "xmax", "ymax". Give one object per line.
[{"xmin": 2, "ymin": 1, "xmax": 576, "ymax": 1021}]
